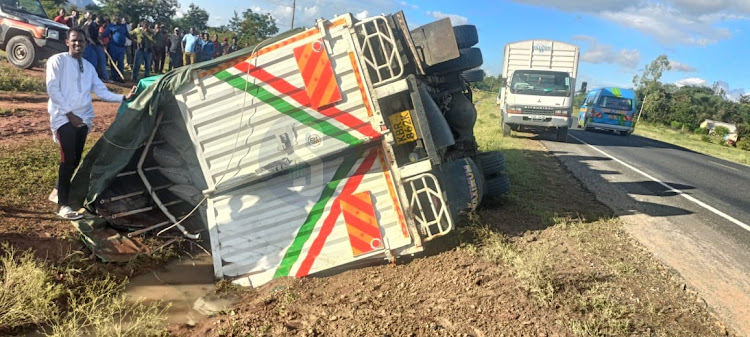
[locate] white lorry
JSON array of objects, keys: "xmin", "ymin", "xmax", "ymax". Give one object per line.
[{"xmin": 498, "ymin": 40, "xmax": 579, "ymax": 142}]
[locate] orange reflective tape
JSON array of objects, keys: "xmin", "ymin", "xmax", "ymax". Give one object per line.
[
  {"xmin": 348, "ymin": 52, "xmax": 374, "ymax": 117},
  {"xmin": 340, "ymin": 191, "xmax": 383, "ymax": 256},
  {"xmin": 377, "ymin": 149, "xmax": 409, "ymax": 238},
  {"xmin": 294, "ymin": 39, "xmax": 342, "ymax": 110}
]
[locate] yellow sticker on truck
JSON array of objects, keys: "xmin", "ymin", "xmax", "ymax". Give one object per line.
[{"xmin": 389, "ymin": 110, "xmax": 418, "ymax": 144}]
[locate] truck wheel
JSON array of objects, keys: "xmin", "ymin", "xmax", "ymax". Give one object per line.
[
  {"xmin": 6, "ymin": 36, "xmax": 36, "ymax": 69},
  {"xmin": 453, "ymin": 25, "xmax": 478, "ymax": 49},
  {"xmin": 502, "ymin": 122, "xmax": 511, "ymax": 137},
  {"xmin": 427, "ymin": 47, "xmax": 483, "ymax": 74},
  {"xmin": 476, "ymin": 151, "xmax": 506, "ymax": 176},
  {"xmin": 485, "ymin": 174, "xmax": 510, "ymax": 197},
  {"xmin": 556, "ymin": 127, "xmax": 568, "ymax": 142},
  {"xmin": 461, "ymin": 68, "xmax": 485, "ymax": 82}
]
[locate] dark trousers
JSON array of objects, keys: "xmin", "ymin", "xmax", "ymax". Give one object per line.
[
  {"xmin": 169, "ymin": 51, "xmax": 182, "ymax": 70},
  {"xmin": 56, "ymin": 123, "xmax": 88, "ymax": 207},
  {"xmin": 153, "ymin": 49, "xmax": 165, "ymax": 73}
]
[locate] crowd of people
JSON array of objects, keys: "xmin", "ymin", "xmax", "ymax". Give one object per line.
[{"xmin": 51, "ymin": 8, "xmax": 242, "ymax": 84}]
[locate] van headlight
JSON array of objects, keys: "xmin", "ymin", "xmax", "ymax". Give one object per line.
[{"xmin": 47, "ymin": 29, "xmax": 59, "ymax": 40}]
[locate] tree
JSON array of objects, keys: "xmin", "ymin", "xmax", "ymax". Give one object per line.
[
  {"xmin": 633, "ymin": 55, "xmax": 672, "ymax": 123},
  {"xmin": 41, "ymin": 0, "xmax": 68, "ymax": 19},
  {"xmin": 175, "ymin": 3, "xmax": 209, "ymax": 32},
  {"xmin": 231, "ymin": 8, "xmax": 279, "ymax": 47},
  {"xmin": 99, "ymin": 0, "xmax": 179, "ymax": 26}
]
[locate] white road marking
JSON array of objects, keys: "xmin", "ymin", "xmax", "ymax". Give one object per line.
[
  {"xmin": 709, "ymin": 161, "xmax": 740, "ymax": 171},
  {"xmin": 569, "ymin": 134, "xmax": 750, "ymax": 233}
]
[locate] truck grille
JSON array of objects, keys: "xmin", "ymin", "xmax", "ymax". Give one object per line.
[{"xmin": 521, "ymin": 106, "xmax": 554, "ymax": 115}]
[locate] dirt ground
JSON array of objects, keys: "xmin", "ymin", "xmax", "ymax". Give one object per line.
[{"xmin": 0, "ymin": 68, "xmax": 735, "ymax": 336}]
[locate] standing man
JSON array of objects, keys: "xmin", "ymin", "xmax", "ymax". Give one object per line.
[
  {"xmin": 212, "ymin": 34, "xmax": 223, "ymax": 58},
  {"xmin": 199, "ymin": 32, "xmax": 214, "ymax": 62},
  {"xmin": 181, "ymin": 27, "xmax": 199, "ymax": 65},
  {"xmin": 81, "ymin": 13, "xmax": 108, "ymax": 82},
  {"xmin": 130, "ymin": 21, "xmax": 154, "ymax": 82},
  {"xmin": 167, "ymin": 27, "xmax": 183, "ymax": 70},
  {"xmin": 69, "ymin": 10, "xmax": 80, "ymax": 28},
  {"xmin": 152, "ymin": 24, "xmax": 167, "ymax": 74},
  {"xmin": 227, "ymin": 37, "xmax": 239, "ymax": 54},
  {"xmin": 54, "ymin": 8, "xmax": 71, "ymax": 27},
  {"xmin": 46, "ymin": 28, "xmax": 134, "ymax": 220},
  {"xmin": 102, "ymin": 15, "xmax": 129, "ymax": 83}
]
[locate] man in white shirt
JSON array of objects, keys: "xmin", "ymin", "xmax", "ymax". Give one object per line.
[{"xmin": 46, "ymin": 27, "xmax": 135, "ymax": 220}]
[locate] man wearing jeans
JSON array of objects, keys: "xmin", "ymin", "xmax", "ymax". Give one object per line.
[
  {"xmin": 167, "ymin": 27, "xmax": 183, "ymax": 70},
  {"xmin": 46, "ymin": 28, "xmax": 134, "ymax": 219},
  {"xmin": 130, "ymin": 21, "xmax": 154, "ymax": 82}
]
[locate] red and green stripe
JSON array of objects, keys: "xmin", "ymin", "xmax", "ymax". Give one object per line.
[
  {"xmin": 273, "ymin": 153, "xmax": 361, "ymax": 278},
  {"xmin": 214, "ymin": 70, "xmax": 363, "ymax": 146}
]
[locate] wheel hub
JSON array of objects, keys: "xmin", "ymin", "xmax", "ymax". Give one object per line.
[{"xmin": 13, "ymin": 44, "xmax": 28, "ymax": 60}]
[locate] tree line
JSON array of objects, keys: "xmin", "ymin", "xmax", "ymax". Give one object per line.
[{"xmin": 41, "ymin": 0, "xmax": 279, "ymax": 47}]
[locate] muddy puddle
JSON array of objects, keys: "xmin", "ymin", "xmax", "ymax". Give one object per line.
[{"xmin": 125, "ymin": 252, "xmax": 238, "ymax": 326}]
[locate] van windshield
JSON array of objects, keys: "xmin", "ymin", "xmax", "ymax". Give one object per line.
[
  {"xmin": 0, "ymin": 0, "xmax": 48, "ymax": 18},
  {"xmin": 510, "ymin": 70, "xmax": 570, "ymax": 97},
  {"xmin": 597, "ymin": 96, "xmax": 633, "ymax": 111}
]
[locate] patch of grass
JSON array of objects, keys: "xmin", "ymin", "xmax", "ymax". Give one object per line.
[
  {"xmin": 46, "ymin": 276, "xmax": 170, "ymax": 337},
  {"xmin": 0, "ymin": 244, "xmax": 64, "ymax": 332},
  {"xmin": 634, "ymin": 121, "xmax": 750, "ymax": 165},
  {"xmin": 0, "ymin": 62, "xmax": 46, "ymax": 92},
  {"xmin": 569, "ymin": 285, "xmax": 634, "ymax": 336},
  {"xmin": 0, "ymin": 140, "xmax": 59, "ymax": 208}
]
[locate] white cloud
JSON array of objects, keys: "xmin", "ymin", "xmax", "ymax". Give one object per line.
[
  {"xmin": 577, "ymin": 37, "xmax": 641, "ymax": 69},
  {"xmin": 668, "ymin": 60, "xmax": 697, "ymax": 72},
  {"xmin": 675, "ymin": 77, "xmax": 708, "ymax": 87},
  {"xmin": 398, "ymin": 1, "xmax": 419, "ymax": 9},
  {"xmin": 426, "ymin": 11, "xmax": 469, "ymax": 25},
  {"xmin": 354, "ymin": 10, "xmax": 369, "ymax": 20},
  {"xmin": 714, "ymin": 80, "xmax": 747, "ymax": 101},
  {"xmin": 510, "ymin": 0, "xmax": 747, "ymax": 46}
]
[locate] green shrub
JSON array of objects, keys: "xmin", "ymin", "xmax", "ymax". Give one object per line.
[
  {"xmin": 693, "ymin": 127, "xmax": 708, "ymax": 135},
  {"xmin": 737, "ymin": 138, "xmax": 750, "ymax": 151},
  {"xmin": 701, "ymin": 135, "xmax": 712, "ymax": 143},
  {"xmin": 0, "ymin": 63, "xmax": 46, "ymax": 92},
  {"xmin": 713, "ymin": 126, "xmax": 730, "ymax": 137},
  {"xmin": 670, "ymin": 121, "xmax": 682, "ymax": 130}
]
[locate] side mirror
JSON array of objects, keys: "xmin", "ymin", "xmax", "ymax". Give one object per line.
[{"xmin": 500, "ymin": 77, "xmax": 508, "ymax": 87}]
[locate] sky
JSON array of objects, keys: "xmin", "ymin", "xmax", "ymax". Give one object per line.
[{"xmin": 175, "ymin": 0, "xmax": 749, "ymax": 100}]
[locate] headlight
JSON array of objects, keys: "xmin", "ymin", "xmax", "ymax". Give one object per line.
[
  {"xmin": 47, "ymin": 29, "xmax": 59, "ymax": 40},
  {"xmin": 506, "ymin": 105, "xmax": 522, "ymax": 114},
  {"xmin": 554, "ymin": 108, "xmax": 571, "ymax": 116}
]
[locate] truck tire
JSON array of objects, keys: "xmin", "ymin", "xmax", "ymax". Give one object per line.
[
  {"xmin": 461, "ymin": 68, "xmax": 485, "ymax": 82},
  {"xmin": 502, "ymin": 122, "xmax": 511, "ymax": 137},
  {"xmin": 453, "ymin": 25, "xmax": 478, "ymax": 49},
  {"xmin": 476, "ymin": 151, "xmax": 506, "ymax": 177},
  {"xmin": 485, "ymin": 174, "xmax": 510, "ymax": 197},
  {"xmin": 427, "ymin": 47, "xmax": 483, "ymax": 74},
  {"xmin": 556, "ymin": 127, "xmax": 568, "ymax": 142},
  {"xmin": 6, "ymin": 35, "xmax": 36, "ymax": 69}
]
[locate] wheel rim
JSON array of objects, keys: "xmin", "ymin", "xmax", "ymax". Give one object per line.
[{"xmin": 12, "ymin": 43, "xmax": 28, "ymax": 61}]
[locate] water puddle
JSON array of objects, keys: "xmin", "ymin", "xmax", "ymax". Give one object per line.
[{"xmin": 125, "ymin": 252, "xmax": 237, "ymax": 326}]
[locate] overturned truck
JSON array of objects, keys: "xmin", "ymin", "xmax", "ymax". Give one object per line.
[{"xmin": 70, "ymin": 11, "xmax": 509, "ymax": 287}]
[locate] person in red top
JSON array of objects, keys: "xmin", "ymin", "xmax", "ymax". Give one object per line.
[{"xmin": 54, "ymin": 8, "xmax": 71, "ymax": 27}]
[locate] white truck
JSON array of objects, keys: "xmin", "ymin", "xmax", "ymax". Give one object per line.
[
  {"xmin": 498, "ymin": 40, "xmax": 579, "ymax": 142},
  {"xmin": 69, "ymin": 11, "xmax": 511, "ymax": 287}
]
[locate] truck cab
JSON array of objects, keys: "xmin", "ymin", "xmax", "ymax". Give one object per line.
[{"xmin": 0, "ymin": 0, "xmax": 69, "ymax": 68}]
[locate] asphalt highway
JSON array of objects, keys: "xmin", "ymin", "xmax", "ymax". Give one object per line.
[{"xmin": 538, "ymin": 126, "xmax": 750, "ymax": 336}]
